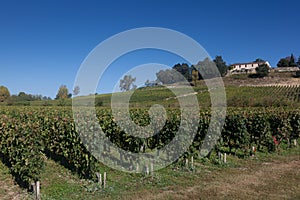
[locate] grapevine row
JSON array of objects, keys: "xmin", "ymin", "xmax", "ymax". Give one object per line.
[{"xmin": 0, "ymin": 106, "xmax": 299, "ymax": 187}]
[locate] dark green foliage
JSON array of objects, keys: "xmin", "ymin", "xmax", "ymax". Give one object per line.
[
  {"xmin": 156, "ymin": 57, "xmax": 228, "ymax": 84},
  {"xmin": 277, "ymin": 58, "xmax": 290, "ymax": 67},
  {"xmin": 4, "ymin": 92, "xmax": 51, "ymax": 106},
  {"xmin": 289, "ymin": 54, "xmax": 297, "ymax": 67},
  {"xmin": 172, "ymin": 63, "xmax": 191, "ymax": 81},
  {"xmin": 41, "ymin": 112, "xmax": 97, "ymax": 179},
  {"xmin": 254, "ymin": 58, "xmax": 266, "ymax": 63},
  {"xmin": 58, "ymin": 99, "xmax": 66, "ymax": 106},
  {"xmin": 213, "ymin": 55, "xmax": 228, "ymax": 77},
  {"xmin": 255, "ymin": 63, "xmax": 270, "ymax": 77},
  {"xmin": 0, "ymin": 112, "xmax": 44, "ymax": 187},
  {"xmin": 156, "ymin": 69, "xmax": 186, "ymax": 84},
  {"xmin": 0, "ymin": 107, "xmax": 97, "ymax": 187},
  {"xmin": 95, "ymin": 98, "xmax": 103, "ymax": 106},
  {"xmin": 246, "ymin": 113, "xmax": 273, "ymax": 152},
  {"xmin": 277, "ymin": 54, "xmax": 298, "ymax": 68},
  {"xmin": 289, "ymin": 112, "xmax": 300, "ymax": 140},
  {"xmin": 221, "ymin": 114, "xmax": 249, "ymax": 155}
]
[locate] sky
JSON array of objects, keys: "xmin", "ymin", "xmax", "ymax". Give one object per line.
[{"xmin": 0, "ymin": 0, "xmax": 299, "ymax": 97}]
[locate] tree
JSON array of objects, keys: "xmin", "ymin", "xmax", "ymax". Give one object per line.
[
  {"xmin": 73, "ymin": 86, "xmax": 80, "ymax": 96},
  {"xmin": 172, "ymin": 63, "xmax": 191, "ymax": 81},
  {"xmin": 289, "ymin": 54, "xmax": 297, "ymax": 67},
  {"xmin": 255, "ymin": 64, "xmax": 269, "ymax": 78},
  {"xmin": 277, "ymin": 54, "xmax": 297, "ymax": 68},
  {"xmin": 156, "ymin": 69, "xmax": 185, "ymax": 84},
  {"xmin": 145, "ymin": 79, "xmax": 150, "ymax": 85},
  {"xmin": 191, "ymin": 65, "xmax": 200, "ymax": 86},
  {"xmin": 297, "ymin": 56, "xmax": 300, "ymax": 68},
  {"xmin": 0, "ymin": 86, "xmax": 10, "ymax": 102},
  {"xmin": 277, "ymin": 58, "xmax": 290, "ymax": 68},
  {"xmin": 42, "ymin": 96, "xmax": 52, "ymax": 100},
  {"xmin": 213, "ymin": 55, "xmax": 228, "ymax": 77},
  {"xmin": 195, "ymin": 57, "xmax": 219, "ymax": 79},
  {"xmin": 119, "ymin": 75, "xmax": 137, "ymax": 92},
  {"xmin": 55, "ymin": 85, "xmax": 69, "ymax": 99},
  {"xmin": 254, "ymin": 58, "xmax": 266, "ymax": 63}
]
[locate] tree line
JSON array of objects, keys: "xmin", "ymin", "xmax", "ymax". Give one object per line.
[
  {"xmin": 119, "ymin": 53, "xmax": 300, "ymax": 91},
  {"xmin": 0, "ymin": 86, "xmax": 52, "ymax": 104},
  {"xmin": 119, "ymin": 55, "xmax": 229, "ymax": 91},
  {"xmin": 155, "ymin": 56, "xmax": 228, "ymax": 85},
  {"xmin": 277, "ymin": 54, "xmax": 300, "ymax": 68},
  {"xmin": 0, "ymin": 85, "xmax": 81, "ymax": 104}
]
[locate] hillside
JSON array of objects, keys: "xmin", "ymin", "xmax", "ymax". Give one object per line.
[
  {"xmin": 189, "ymin": 72, "xmax": 300, "ymax": 87},
  {"xmin": 0, "ymin": 72, "xmax": 300, "ymax": 200},
  {"xmin": 3, "ymin": 71, "xmax": 300, "ymax": 108},
  {"xmin": 223, "ymin": 72, "xmax": 300, "ymax": 87}
]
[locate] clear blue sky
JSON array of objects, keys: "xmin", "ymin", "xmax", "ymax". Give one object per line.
[{"xmin": 0, "ymin": 0, "xmax": 299, "ymax": 97}]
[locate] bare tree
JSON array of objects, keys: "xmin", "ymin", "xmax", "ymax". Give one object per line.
[
  {"xmin": 73, "ymin": 86, "xmax": 80, "ymax": 96},
  {"xmin": 119, "ymin": 75, "xmax": 137, "ymax": 92}
]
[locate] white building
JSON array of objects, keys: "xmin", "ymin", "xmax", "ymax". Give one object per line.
[{"xmin": 230, "ymin": 61, "xmax": 271, "ymax": 74}]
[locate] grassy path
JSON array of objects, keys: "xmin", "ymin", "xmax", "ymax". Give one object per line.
[
  {"xmin": 0, "ymin": 161, "xmax": 28, "ymax": 200},
  {"xmin": 0, "ymin": 150, "xmax": 299, "ymax": 200},
  {"xmin": 142, "ymin": 155, "xmax": 300, "ymax": 200},
  {"xmin": 119, "ymin": 151, "xmax": 300, "ymax": 200}
]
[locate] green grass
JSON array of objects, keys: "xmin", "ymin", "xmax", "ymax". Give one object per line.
[{"xmin": 31, "ymin": 143, "xmax": 299, "ymax": 200}]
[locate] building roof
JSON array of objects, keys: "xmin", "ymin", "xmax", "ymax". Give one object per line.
[{"xmin": 231, "ymin": 61, "xmax": 267, "ymax": 66}]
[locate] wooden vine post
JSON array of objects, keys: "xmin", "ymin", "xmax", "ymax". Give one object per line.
[
  {"xmin": 96, "ymin": 172, "xmax": 107, "ymax": 188},
  {"xmin": 96, "ymin": 172, "xmax": 102, "ymax": 187},
  {"xmin": 103, "ymin": 172, "xmax": 107, "ymax": 188},
  {"xmin": 146, "ymin": 164, "xmax": 149, "ymax": 175},
  {"xmin": 31, "ymin": 181, "xmax": 40, "ymax": 200},
  {"xmin": 150, "ymin": 162, "xmax": 154, "ymax": 176}
]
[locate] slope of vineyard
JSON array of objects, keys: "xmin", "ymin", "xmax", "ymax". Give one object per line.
[
  {"xmin": 73, "ymin": 85, "xmax": 300, "ymax": 108},
  {"xmin": 0, "ymin": 106, "xmax": 299, "ymax": 189},
  {"xmin": 0, "ymin": 83, "xmax": 300, "ymax": 198}
]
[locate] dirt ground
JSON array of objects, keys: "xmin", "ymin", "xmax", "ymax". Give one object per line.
[
  {"xmin": 0, "ymin": 165, "xmax": 28, "ymax": 200},
  {"xmin": 223, "ymin": 72, "xmax": 300, "ymax": 87},
  {"xmin": 130, "ymin": 154, "xmax": 300, "ymax": 200}
]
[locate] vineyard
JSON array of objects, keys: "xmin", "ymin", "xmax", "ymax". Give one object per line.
[
  {"xmin": 8, "ymin": 85, "xmax": 300, "ymax": 108},
  {"xmin": 0, "ymin": 105, "xmax": 299, "ymax": 198},
  {"xmin": 0, "ymin": 83, "xmax": 300, "ymax": 199},
  {"xmin": 226, "ymin": 85, "xmax": 300, "ymax": 107}
]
